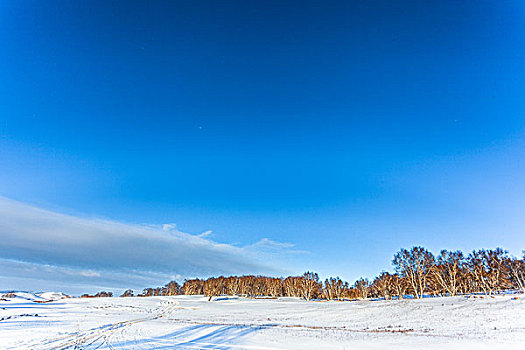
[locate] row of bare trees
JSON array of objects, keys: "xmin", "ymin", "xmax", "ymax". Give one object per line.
[
  {"xmin": 391, "ymin": 247, "xmax": 525, "ymax": 298},
  {"xmin": 179, "ymin": 247, "xmax": 524, "ymax": 300},
  {"xmin": 110, "ymin": 246, "xmax": 524, "ymax": 300},
  {"xmin": 81, "ymin": 291, "xmax": 113, "ymax": 298},
  {"xmin": 119, "ymin": 281, "xmax": 182, "ymax": 297},
  {"xmin": 181, "ymin": 272, "xmax": 322, "ymax": 300}
]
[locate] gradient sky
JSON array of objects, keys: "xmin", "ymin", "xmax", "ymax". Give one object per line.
[{"xmin": 1, "ymin": 1, "xmax": 525, "ymax": 294}]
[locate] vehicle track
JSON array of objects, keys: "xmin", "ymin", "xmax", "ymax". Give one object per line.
[{"xmin": 18, "ymin": 300, "xmax": 181, "ymax": 350}]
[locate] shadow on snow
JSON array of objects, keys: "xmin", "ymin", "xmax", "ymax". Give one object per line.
[{"xmin": 113, "ymin": 323, "xmax": 271, "ymax": 349}]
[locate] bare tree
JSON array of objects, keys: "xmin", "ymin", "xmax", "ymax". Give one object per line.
[
  {"xmin": 324, "ymin": 277, "xmax": 348, "ymax": 300},
  {"xmin": 120, "ymin": 289, "xmax": 134, "ymax": 297},
  {"xmin": 283, "ymin": 276, "xmax": 301, "ymax": 297},
  {"xmin": 393, "ymin": 246, "xmax": 435, "ymax": 299},
  {"xmin": 467, "ymin": 248, "xmax": 509, "ymax": 295},
  {"xmin": 239, "ymin": 275, "xmax": 256, "ymax": 296},
  {"xmin": 81, "ymin": 291, "xmax": 113, "ymax": 298},
  {"xmin": 354, "ymin": 278, "xmax": 371, "ymax": 299},
  {"xmin": 265, "ymin": 277, "xmax": 283, "ymax": 297},
  {"xmin": 224, "ymin": 276, "xmax": 240, "ymax": 296},
  {"xmin": 508, "ymin": 252, "xmax": 525, "ymax": 292},
  {"xmin": 203, "ymin": 277, "xmax": 225, "ymax": 301},
  {"xmin": 300, "ymin": 272, "xmax": 321, "ymax": 300},
  {"xmin": 165, "ymin": 281, "xmax": 182, "ymax": 296},
  {"xmin": 182, "ymin": 279, "xmax": 204, "ymax": 295},
  {"xmin": 391, "ymin": 274, "xmax": 408, "ymax": 299},
  {"xmin": 373, "ymin": 272, "xmax": 394, "ymax": 300},
  {"xmin": 431, "ymin": 250, "xmax": 465, "ymax": 296}
]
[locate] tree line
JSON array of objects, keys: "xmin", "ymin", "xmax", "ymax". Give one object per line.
[{"xmin": 85, "ymin": 247, "xmax": 525, "ymax": 300}]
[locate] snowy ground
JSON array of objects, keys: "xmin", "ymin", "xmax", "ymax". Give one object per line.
[{"xmin": 1, "ymin": 292, "xmax": 524, "ymax": 349}]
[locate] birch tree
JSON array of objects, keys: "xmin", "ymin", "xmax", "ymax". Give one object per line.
[
  {"xmin": 393, "ymin": 246, "xmax": 434, "ymax": 299},
  {"xmin": 431, "ymin": 250, "xmax": 465, "ymax": 296},
  {"xmin": 508, "ymin": 252, "xmax": 525, "ymax": 292}
]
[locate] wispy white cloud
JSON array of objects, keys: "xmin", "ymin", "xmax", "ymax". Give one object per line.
[
  {"xmin": 0, "ymin": 197, "xmax": 296, "ymax": 294},
  {"xmin": 162, "ymin": 223, "xmax": 177, "ymax": 232},
  {"xmin": 249, "ymin": 238, "xmax": 295, "ymax": 249},
  {"xmin": 247, "ymin": 238, "xmax": 310, "ymax": 255},
  {"xmin": 197, "ymin": 230, "xmax": 213, "ymax": 238},
  {"xmin": 79, "ymin": 270, "xmax": 101, "ymax": 278}
]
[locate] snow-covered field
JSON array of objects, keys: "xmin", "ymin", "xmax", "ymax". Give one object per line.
[{"xmin": 1, "ymin": 292, "xmax": 524, "ymax": 349}]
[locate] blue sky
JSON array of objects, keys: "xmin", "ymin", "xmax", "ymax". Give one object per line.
[{"xmin": 1, "ymin": 1, "xmax": 525, "ymax": 294}]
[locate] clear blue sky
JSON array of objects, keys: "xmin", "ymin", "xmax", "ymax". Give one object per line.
[{"xmin": 1, "ymin": 1, "xmax": 525, "ymax": 293}]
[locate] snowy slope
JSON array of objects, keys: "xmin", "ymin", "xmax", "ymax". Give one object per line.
[
  {"xmin": 36, "ymin": 292, "xmax": 69, "ymax": 301},
  {"xmin": 0, "ymin": 294, "xmax": 524, "ymax": 349},
  {"xmin": 0, "ymin": 291, "xmax": 68, "ymax": 303}
]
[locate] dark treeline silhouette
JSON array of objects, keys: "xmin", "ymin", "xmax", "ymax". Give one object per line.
[
  {"xmin": 87, "ymin": 246, "xmax": 524, "ymax": 300},
  {"xmin": 118, "ymin": 281, "xmax": 183, "ymax": 298},
  {"xmin": 81, "ymin": 291, "xmax": 113, "ymax": 298}
]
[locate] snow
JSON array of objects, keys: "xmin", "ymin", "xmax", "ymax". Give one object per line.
[
  {"xmin": 36, "ymin": 292, "xmax": 69, "ymax": 301},
  {"xmin": 1, "ymin": 294, "xmax": 524, "ymax": 349},
  {"xmin": 0, "ymin": 291, "xmax": 68, "ymax": 303}
]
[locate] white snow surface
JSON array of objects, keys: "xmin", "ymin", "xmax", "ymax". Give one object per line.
[
  {"xmin": 0, "ymin": 291, "xmax": 69, "ymax": 303},
  {"xmin": 36, "ymin": 292, "xmax": 70, "ymax": 301},
  {"xmin": 1, "ymin": 294, "xmax": 524, "ymax": 349}
]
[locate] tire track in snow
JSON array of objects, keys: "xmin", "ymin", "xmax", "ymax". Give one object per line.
[
  {"xmin": 25, "ymin": 300, "xmax": 277, "ymax": 350},
  {"xmin": 19, "ymin": 300, "xmax": 182, "ymax": 350}
]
